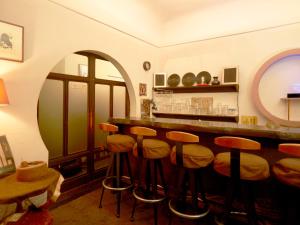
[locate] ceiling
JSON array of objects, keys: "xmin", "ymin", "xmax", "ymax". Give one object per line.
[
  {"xmin": 49, "ymin": 0, "xmax": 300, "ymax": 46},
  {"xmin": 147, "ymin": 0, "xmax": 229, "ymax": 21}
]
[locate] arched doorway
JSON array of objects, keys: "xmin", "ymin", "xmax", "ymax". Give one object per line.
[{"xmin": 38, "ymin": 51, "xmax": 130, "ymax": 191}]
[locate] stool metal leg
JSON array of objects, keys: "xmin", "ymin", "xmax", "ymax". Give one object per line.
[
  {"xmin": 243, "ymin": 182, "xmax": 257, "ymax": 225},
  {"xmin": 223, "ymin": 179, "xmax": 236, "ymax": 224},
  {"xmin": 99, "ymin": 153, "xmax": 114, "ymax": 208},
  {"xmin": 116, "ymin": 152, "xmax": 121, "ymax": 218},
  {"xmin": 130, "ymin": 197, "xmax": 137, "ymax": 222},
  {"xmin": 153, "ymin": 161, "xmax": 158, "ymax": 225},
  {"xmin": 153, "ymin": 204, "xmax": 158, "ymax": 225},
  {"xmin": 125, "ymin": 153, "xmax": 134, "ymax": 185},
  {"xmin": 157, "ymin": 160, "xmax": 168, "ymax": 194}
]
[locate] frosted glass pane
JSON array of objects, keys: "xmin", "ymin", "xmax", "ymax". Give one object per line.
[
  {"xmin": 95, "ymin": 58, "xmax": 124, "ymax": 81},
  {"xmin": 38, "ymin": 79, "xmax": 63, "ymax": 159},
  {"xmin": 95, "ymin": 84, "xmax": 110, "ymax": 148},
  {"xmin": 68, "ymin": 82, "xmax": 88, "ymax": 154},
  {"xmin": 51, "ymin": 54, "xmax": 88, "ymax": 77},
  {"xmin": 113, "ymin": 86, "xmax": 126, "ymax": 118}
]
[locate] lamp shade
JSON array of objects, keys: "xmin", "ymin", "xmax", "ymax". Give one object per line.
[{"xmin": 0, "ymin": 79, "xmax": 9, "ymax": 105}]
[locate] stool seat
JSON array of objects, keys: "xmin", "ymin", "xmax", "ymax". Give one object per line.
[
  {"xmin": 214, "ymin": 152, "xmax": 270, "ymax": 181},
  {"xmin": 133, "ymin": 139, "xmax": 170, "ymax": 159},
  {"xmin": 272, "ymin": 158, "xmax": 300, "ymax": 188},
  {"xmin": 170, "ymin": 144, "xmax": 214, "ymax": 169},
  {"xmin": 107, "ymin": 134, "xmax": 135, "ymax": 152}
]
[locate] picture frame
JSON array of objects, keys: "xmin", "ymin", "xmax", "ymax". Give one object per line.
[
  {"xmin": 222, "ymin": 67, "xmax": 238, "ymax": 84},
  {"xmin": 139, "ymin": 83, "xmax": 147, "ymax": 96},
  {"xmin": 153, "ymin": 73, "xmax": 166, "ymax": 88},
  {"xmin": 0, "ymin": 20, "xmax": 24, "ymax": 62},
  {"xmin": 78, "ymin": 64, "xmax": 88, "ymax": 77},
  {"xmin": 0, "ymin": 135, "xmax": 15, "ymax": 178}
]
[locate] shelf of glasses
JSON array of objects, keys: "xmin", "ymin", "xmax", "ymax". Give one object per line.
[
  {"xmin": 152, "ymin": 112, "xmax": 239, "ymax": 123},
  {"xmin": 153, "ymin": 84, "xmax": 239, "ymax": 93}
]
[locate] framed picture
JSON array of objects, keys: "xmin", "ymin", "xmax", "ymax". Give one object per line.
[
  {"xmin": 153, "ymin": 73, "xmax": 166, "ymax": 87},
  {"xmin": 0, "ymin": 135, "xmax": 15, "ymax": 178},
  {"xmin": 0, "ymin": 20, "xmax": 24, "ymax": 62},
  {"xmin": 222, "ymin": 67, "xmax": 238, "ymax": 84},
  {"xmin": 78, "ymin": 64, "xmax": 88, "ymax": 77},
  {"xmin": 139, "ymin": 83, "xmax": 147, "ymax": 96},
  {"xmin": 140, "ymin": 99, "xmax": 151, "ymax": 118}
]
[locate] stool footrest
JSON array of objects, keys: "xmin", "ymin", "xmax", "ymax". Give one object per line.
[
  {"xmin": 169, "ymin": 199, "xmax": 209, "ymax": 220},
  {"xmin": 133, "ymin": 188, "xmax": 166, "ymax": 203},
  {"xmin": 102, "ymin": 176, "xmax": 133, "ymax": 191}
]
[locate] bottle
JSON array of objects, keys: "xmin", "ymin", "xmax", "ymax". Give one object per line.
[{"xmin": 211, "ymin": 76, "xmax": 220, "ymax": 85}]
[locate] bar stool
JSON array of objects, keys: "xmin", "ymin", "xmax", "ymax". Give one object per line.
[
  {"xmin": 272, "ymin": 143, "xmax": 300, "ymax": 225},
  {"xmin": 213, "ymin": 136, "xmax": 270, "ymax": 225},
  {"xmin": 166, "ymin": 131, "xmax": 214, "ymax": 225},
  {"xmin": 98, "ymin": 123, "xmax": 136, "ymax": 218},
  {"xmin": 130, "ymin": 126, "xmax": 170, "ymax": 225}
]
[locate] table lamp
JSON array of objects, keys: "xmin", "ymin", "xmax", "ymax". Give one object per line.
[{"xmin": 0, "ymin": 79, "xmax": 9, "ymax": 106}]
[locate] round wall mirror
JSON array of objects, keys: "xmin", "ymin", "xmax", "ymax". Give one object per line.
[{"xmin": 252, "ymin": 49, "xmax": 300, "ymax": 127}]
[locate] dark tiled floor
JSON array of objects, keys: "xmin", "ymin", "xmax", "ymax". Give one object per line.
[{"xmin": 51, "ymin": 189, "xmax": 217, "ymax": 225}]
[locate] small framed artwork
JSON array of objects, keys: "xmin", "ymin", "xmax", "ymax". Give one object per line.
[
  {"xmin": 0, "ymin": 20, "xmax": 24, "ymax": 62},
  {"xmin": 0, "ymin": 135, "xmax": 15, "ymax": 178},
  {"xmin": 78, "ymin": 64, "xmax": 88, "ymax": 77},
  {"xmin": 222, "ymin": 67, "xmax": 238, "ymax": 84},
  {"xmin": 153, "ymin": 73, "xmax": 166, "ymax": 88},
  {"xmin": 139, "ymin": 83, "xmax": 147, "ymax": 96}
]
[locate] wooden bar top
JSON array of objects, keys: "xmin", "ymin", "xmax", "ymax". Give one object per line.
[{"xmin": 110, "ymin": 117, "xmax": 300, "ymax": 141}]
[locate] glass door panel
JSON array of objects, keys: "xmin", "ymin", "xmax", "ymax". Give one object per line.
[
  {"xmin": 38, "ymin": 79, "xmax": 63, "ymax": 159},
  {"xmin": 68, "ymin": 82, "xmax": 88, "ymax": 154},
  {"xmin": 113, "ymin": 86, "xmax": 126, "ymax": 118},
  {"xmin": 94, "ymin": 84, "xmax": 110, "ymax": 149}
]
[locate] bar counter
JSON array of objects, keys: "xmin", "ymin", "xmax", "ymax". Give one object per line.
[{"xmin": 111, "ymin": 117, "xmax": 300, "ymax": 141}]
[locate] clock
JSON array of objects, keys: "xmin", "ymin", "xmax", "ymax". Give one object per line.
[{"xmin": 143, "ymin": 61, "xmax": 151, "ymax": 71}]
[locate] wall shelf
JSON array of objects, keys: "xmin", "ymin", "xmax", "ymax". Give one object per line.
[
  {"xmin": 153, "ymin": 84, "xmax": 239, "ymax": 93},
  {"xmin": 152, "ymin": 112, "xmax": 239, "ymax": 123}
]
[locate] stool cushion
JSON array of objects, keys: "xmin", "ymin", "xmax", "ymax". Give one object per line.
[
  {"xmin": 272, "ymin": 158, "xmax": 300, "ymax": 188},
  {"xmin": 170, "ymin": 144, "xmax": 214, "ymax": 169},
  {"xmin": 133, "ymin": 139, "xmax": 170, "ymax": 159},
  {"xmin": 214, "ymin": 152, "xmax": 270, "ymax": 181},
  {"xmin": 107, "ymin": 134, "xmax": 135, "ymax": 152}
]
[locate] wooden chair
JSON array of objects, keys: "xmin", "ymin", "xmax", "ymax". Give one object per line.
[
  {"xmin": 272, "ymin": 143, "xmax": 300, "ymax": 225},
  {"xmin": 98, "ymin": 123, "xmax": 135, "ymax": 218},
  {"xmin": 214, "ymin": 136, "xmax": 270, "ymax": 225},
  {"xmin": 130, "ymin": 126, "xmax": 170, "ymax": 225},
  {"xmin": 166, "ymin": 131, "xmax": 214, "ymax": 225}
]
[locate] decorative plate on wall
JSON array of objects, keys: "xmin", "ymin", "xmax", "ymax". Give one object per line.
[
  {"xmin": 167, "ymin": 74, "xmax": 180, "ymax": 87},
  {"xmin": 182, "ymin": 72, "xmax": 196, "ymax": 87},
  {"xmin": 196, "ymin": 71, "xmax": 211, "ymax": 85}
]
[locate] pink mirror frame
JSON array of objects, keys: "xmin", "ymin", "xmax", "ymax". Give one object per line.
[{"xmin": 252, "ymin": 49, "xmax": 300, "ymax": 127}]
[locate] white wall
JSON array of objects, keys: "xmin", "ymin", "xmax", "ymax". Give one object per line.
[
  {"xmin": 0, "ymin": 0, "xmax": 159, "ymax": 165},
  {"xmin": 160, "ymin": 22, "xmax": 300, "ymax": 125},
  {"xmin": 1, "ymin": 0, "xmax": 300, "ymax": 165}
]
